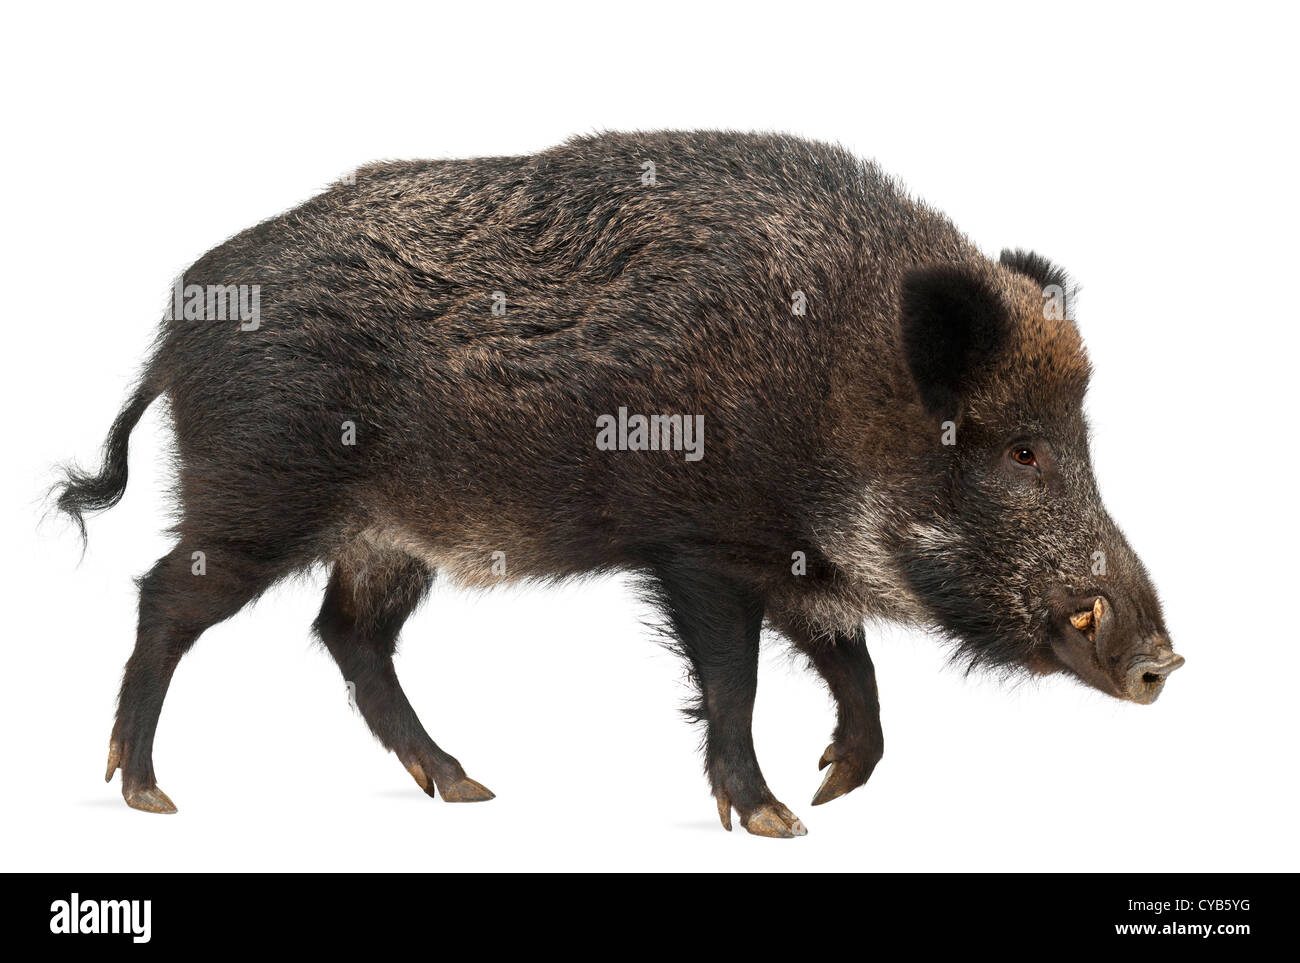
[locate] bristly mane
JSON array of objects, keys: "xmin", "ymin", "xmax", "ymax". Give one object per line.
[{"xmin": 999, "ymin": 248, "xmax": 1075, "ymax": 295}]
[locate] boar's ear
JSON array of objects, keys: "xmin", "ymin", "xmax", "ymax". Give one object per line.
[{"xmin": 899, "ymin": 263, "xmax": 1009, "ymax": 419}]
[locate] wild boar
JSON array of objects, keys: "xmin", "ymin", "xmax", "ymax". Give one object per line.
[{"xmin": 55, "ymin": 131, "xmax": 1183, "ymax": 836}]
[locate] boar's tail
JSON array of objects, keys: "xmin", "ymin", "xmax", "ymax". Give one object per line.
[{"xmin": 52, "ymin": 379, "xmax": 160, "ymax": 543}]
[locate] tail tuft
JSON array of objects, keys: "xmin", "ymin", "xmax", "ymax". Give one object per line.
[{"xmin": 52, "ymin": 384, "xmax": 157, "ymax": 543}]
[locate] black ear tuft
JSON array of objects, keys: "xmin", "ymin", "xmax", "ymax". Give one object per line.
[
  {"xmin": 999, "ymin": 248, "xmax": 1072, "ymax": 293},
  {"xmin": 900, "ymin": 263, "xmax": 1009, "ymax": 419}
]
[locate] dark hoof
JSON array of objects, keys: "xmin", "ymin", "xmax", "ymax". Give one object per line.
[
  {"xmin": 124, "ymin": 786, "xmax": 178, "ymax": 814},
  {"xmin": 439, "ymin": 777, "xmax": 496, "ymax": 803},
  {"xmin": 811, "ymin": 742, "xmax": 880, "ymax": 806},
  {"xmin": 108, "ymin": 737, "xmax": 176, "ymax": 812},
  {"xmin": 717, "ymin": 792, "xmax": 807, "ymax": 837},
  {"xmin": 741, "ymin": 801, "xmax": 807, "ymax": 838},
  {"xmin": 404, "ymin": 760, "xmax": 495, "ymax": 802}
]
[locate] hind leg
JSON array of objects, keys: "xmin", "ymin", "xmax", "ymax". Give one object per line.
[
  {"xmin": 313, "ymin": 550, "xmax": 493, "ymax": 803},
  {"xmin": 107, "ymin": 541, "xmax": 276, "ymax": 812}
]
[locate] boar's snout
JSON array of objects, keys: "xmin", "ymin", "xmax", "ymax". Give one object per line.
[
  {"xmin": 1049, "ymin": 593, "xmax": 1185, "ymax": 704},
  {"xmin": 1124, "ymin": 647, "xmax": 1185, "ymax": 705}
]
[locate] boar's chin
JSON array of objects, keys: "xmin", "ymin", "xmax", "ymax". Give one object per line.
[
  {"xmin": 1047, "ymin": 632, "xmax": 1122, "ymax": 697},
  {"xmin": 899, "ymin": 545, "xmax": 1041, "ymax": 676}
]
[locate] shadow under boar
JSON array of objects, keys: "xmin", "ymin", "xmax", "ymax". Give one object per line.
[{"xmin": 55, "ymin": 131, "xmax": 1182, "ymax": 836}]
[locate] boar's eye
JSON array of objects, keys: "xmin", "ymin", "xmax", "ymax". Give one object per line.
[{"xmin": 1011, "ymin": 447, "xmax": 1037, "ymax": 467}]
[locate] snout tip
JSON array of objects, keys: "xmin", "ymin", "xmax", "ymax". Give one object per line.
[{"xmin": 1125, "ymin": 651, "xmax": 1185, "ymax": 705}]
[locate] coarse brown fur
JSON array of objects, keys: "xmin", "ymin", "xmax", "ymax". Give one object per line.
[{"xmin": 55, "ymin": 131, "xmax": 1180, "ymax": 834}]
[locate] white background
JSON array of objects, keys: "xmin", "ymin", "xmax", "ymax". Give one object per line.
[{"xmin": 3, "ymin": 2, "xmax": 1297, "ymax": 872}]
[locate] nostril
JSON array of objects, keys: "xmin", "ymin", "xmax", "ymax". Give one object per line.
[{"xmin": 1141, "ymin": 671, "xmax": 1162, "ymax": 687}]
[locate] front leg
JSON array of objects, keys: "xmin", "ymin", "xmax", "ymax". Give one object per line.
[
  {"xmin": 648, "ymin": 561, "xmax": 807, "ymax": 838},
  {"xmin": 788, "ymin": 624, "xmax": 885, "ymax": 805}
]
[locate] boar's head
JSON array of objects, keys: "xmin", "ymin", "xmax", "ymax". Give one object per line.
[{"xmin": 894, "ymin": 250, "xmax": 1182, "ymax": 704}]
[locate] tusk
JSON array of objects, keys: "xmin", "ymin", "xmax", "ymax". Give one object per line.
[{"xmin": 1070, "ymin": 597, "xmax": 1105, "ymax": 642}]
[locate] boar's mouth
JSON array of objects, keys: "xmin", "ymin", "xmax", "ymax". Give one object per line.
[{"xmin": 1048, "ymin": 594, "xmax": 1185, "ymax": 704}]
